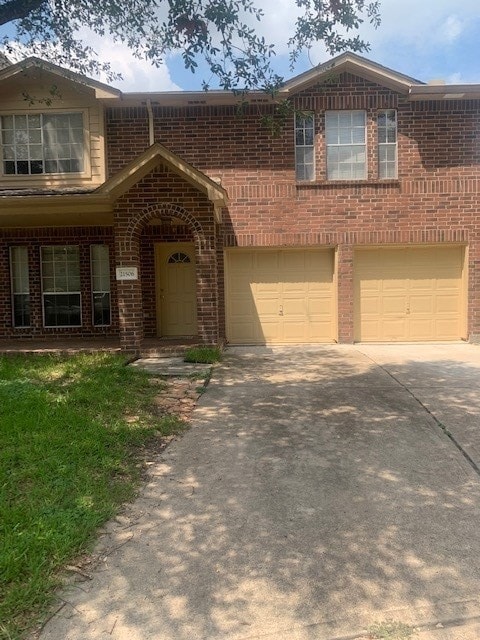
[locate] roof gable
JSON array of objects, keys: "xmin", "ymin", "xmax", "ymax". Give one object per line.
[
  {"xmin": 282, "ymin": 52, "xmax": 424, "ymax": 96},
  {"xmin": 97, "ymin": 143, "xmax": 228, "ymax": 222},
  {"xmin": 0, "ymin": 57, "xmax": 121, "ymax": 99}
]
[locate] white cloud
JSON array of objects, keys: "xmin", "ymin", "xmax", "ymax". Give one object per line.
[
  {"xmin": 448, "ymin": 72, "xmax": 463, "ymax": 84},
  {"xmin": 247, "ymin": 1, "xmax": 303, "ymax": 55},
  {"xmin": 81, "ymin": 32, "xmax": 181, "ymax": 92},
  {"xmin": 99, "ymin": 47, "xmax": 181, "ymax": 93},
  {"xmin": 330, "ymin": 0, "xmax": 480, "ymax": 82},
  {"xmin": 4, "ymin": 0, "xmax": 480, "ymax": 90},
  {"xmin": 364, "ymin": 0, "xmax": 477, "ymax": 50},
  {"xmin": 441, "ymin": 15, "xmax": 464, "ymax": 43}
]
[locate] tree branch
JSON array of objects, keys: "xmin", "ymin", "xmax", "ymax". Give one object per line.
[{"xmin": 0, "ymin": 0, "xmax": 45, "ymax": 27}]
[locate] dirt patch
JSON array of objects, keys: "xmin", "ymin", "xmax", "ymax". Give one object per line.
[
  {"xmin": 31, "ymin": 374, "xmax": 210, "ymax": 639},
  {"xmin": 152, "ymin": 376, "xmax": 207, "ymax": 422}
]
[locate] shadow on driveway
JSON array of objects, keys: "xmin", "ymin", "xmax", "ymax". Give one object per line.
[{"xmin": 40, "ymin": 344, "xmax": 480, "ymax": 640}]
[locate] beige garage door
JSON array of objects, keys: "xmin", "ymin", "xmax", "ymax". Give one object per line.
[
  {"xmin": 226, "ymin": 248, "xmax": 335, "ymax": 344},
  {"xmin": 355, "ymin": 246, "xmax": 466, "ymax": 342}
]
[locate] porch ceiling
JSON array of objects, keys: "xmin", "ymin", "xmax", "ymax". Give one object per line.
[{"xmin": 0, "ymin": 193, "xmax": 113, "ymax": 228}]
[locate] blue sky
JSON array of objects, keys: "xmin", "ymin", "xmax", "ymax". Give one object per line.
[
  {"xmin": 97, "ymin": 0, "xmax": 480, "ymax": 92},
  {"xmin": 2, "ymin": 0, "xmax": 480, "ymax": 91}
]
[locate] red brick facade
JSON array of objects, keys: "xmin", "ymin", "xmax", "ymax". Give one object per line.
[
  {"xmin": 1, "ymin": 61, "xmax": 480, "ymax": 349},
  {"xmin": 0, "ymin": 227, "xmax": 117, "ymax": 339}
]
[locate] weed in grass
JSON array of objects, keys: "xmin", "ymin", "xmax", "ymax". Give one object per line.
[
  {"xmin": 189, "ymin": 367, "xmax": 212, "ymax": 390},
  {"xmin": 0, "ymin": 353, "xmax": 184, "ymax": 640},
  {"xmin": 369, "ymin": 620, "xmax": 415, "ymax": 639},
  {"xmin": 188, "ymin": 370, "xmax": 209, "ymax": 380},
  {"xmin": 184, "ymin": 346, "xmax": 221, "ymax": 364},
  {"xmin": 158, "ymin": 414, "xmax": 189, "ymax": 436}
]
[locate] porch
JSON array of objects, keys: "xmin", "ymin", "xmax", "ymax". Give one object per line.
[
  {"xmin": 0, "ymin": 337, "xmax": 206, "ymax": 357},
  {"xmin": 0, "ymin": 143, "xmax": 228, "ymax": 354}
]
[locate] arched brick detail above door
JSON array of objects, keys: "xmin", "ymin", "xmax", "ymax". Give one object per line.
[{"xmin": 120, "ymin": 203, "xmax": 207, "ymax": 255}]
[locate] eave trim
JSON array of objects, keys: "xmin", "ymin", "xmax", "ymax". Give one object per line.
[
  {"xmin": 282, "ymin": 52, "xmax": 423, "ymax": 95},
  {"xmin": 0, "ymin": 57, "xmax": 121, "ymax": 99}
]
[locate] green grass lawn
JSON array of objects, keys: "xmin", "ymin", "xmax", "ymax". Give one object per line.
[{"xmin": 0, "ymin": 353, "xmax": 184, "ymax": 640}]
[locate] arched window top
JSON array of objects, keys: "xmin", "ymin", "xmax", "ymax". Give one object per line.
[{"xmin": 168, "ymin": 252, "xmax": 191, "ymax": 264}]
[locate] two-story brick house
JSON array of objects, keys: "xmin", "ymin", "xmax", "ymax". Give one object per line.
[{"xmin": 1, "ymin": 52, "xmax": 479, "ymax": 351}]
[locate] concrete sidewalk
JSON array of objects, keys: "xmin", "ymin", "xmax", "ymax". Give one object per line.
[{"xmin": 38, "ymin": 344, "xmax": 480, "ymax": 640}]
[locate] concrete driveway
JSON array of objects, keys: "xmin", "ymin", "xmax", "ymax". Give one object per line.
[{"xmin": 39, "ymin": 344, "xmax": 480, "ymax": 640}]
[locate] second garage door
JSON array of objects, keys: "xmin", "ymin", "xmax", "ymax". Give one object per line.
[
  {"xmin": 354, "ymin": 246, "xmax": 466, "ymax": 342},
  {"xmin": 226, "ymin": 248, "xmax": 335, "ymax": 344}
]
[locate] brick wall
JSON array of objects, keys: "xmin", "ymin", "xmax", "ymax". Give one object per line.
[
  {"xmin": 3, "ymin": 71, "xmax": 480, "ymax": 345},
  {"xmin": 105, "ymin": 72, "xmax": 480, "ymax": 341},
  {"xmin": 112, "ymin": 164, "xmax": 219, "ymax": 350},
  {"xmin": 0, "ymin": 170, "xmax": 218, "ymax": 347},
  {"xmin": 0, "ymin": 227, "xmax": 118, "ymax": 339}
]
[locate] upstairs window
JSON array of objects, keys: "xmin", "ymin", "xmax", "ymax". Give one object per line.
[
  {"xmin": 1, "ymin": 113, "xmax": 84, "ymax": 175},
  {"xmin": 326, "ymin": 111, "xmax": 366, "ymax": 180},
  {"xmin": 295, "ymin": 112, "xmax": 315, "ymax": 181},
  {"xmin": 377, "ymin": 110, "xmax": 397, "ymax": 178}
]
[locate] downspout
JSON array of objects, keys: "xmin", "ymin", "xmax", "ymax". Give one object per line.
[{"xmin": 146, "ymin": 99, "xmax": 155, "ymax": 145}]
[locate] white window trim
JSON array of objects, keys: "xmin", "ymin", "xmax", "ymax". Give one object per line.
[
  {"xmin": 40, "ymin": 245, "xmax": 82, "ymax": 328},
  {"xmin": 377, "ymin": 109, "xmax": 398, "ymax": 179},
  {"xmin": 295, "ymin": 112, "xmax": 315, "ymax": 181},
  {"xmin": 0, "ymin": 108, "xmax": 91, "ymax": 180},
  {"xmin": 325, "ymin": 110, "xmax": 367, "ymax": 181},
  {"xmin": 10, "ymin": 245, "xmax": 30, "ymax": 328},
  {"xmin": 90, "ymin": 244, "xmax": 111, "ymax": 327}
]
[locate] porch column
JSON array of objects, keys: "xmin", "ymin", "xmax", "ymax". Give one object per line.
[
  {"xmin": 195, "ymin": 234, "xmax": 220, "ymax": 345},
  {"xmin": 114, "ymin": 227, "xmax": 144, "ymax": 353},
  {"xmin": 337, "ymin": 243, "xmax": 354, "ymax": 343}
]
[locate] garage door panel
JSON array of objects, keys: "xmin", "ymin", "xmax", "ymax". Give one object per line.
[
  {"xmin": 229, "ymin": 322, "xmax": 259, "ymax": 342},
  {"xmin": 307, "ymin": 251, "xmax": 328, "ymax": 270},
  {"xmin": 229, "ymin": 297, "xmax": 255, "ymax": 315},
  {"xmin": 409, "ymin": 319, "xmax": 435, "ymax": 340},
  {"xmin": 261, "ymin": 320, "xmax": 282, "ymax": 341},
  {"xmin": 436, "ymin": 318, "xmax": 461, "ymax": 339},
  {"xmin": 282, "ymin": 297, "xmax": 306, "ymax": 313},
  {"xmin": 362, "ymin": 300, "xmax": 381, "ymax": 316},
  {"xmin": 256, "ymin": 281, "xmax": 281, "ymax": 294},
  {"xmin": 309, "ymin": 321, "xmax": 335, "ymax": 340},
  {"xmin": 230, "ymin": 251, "xmax": 254, "ymax": 270},
  {"xmin": 382, "ymin": 318, "xmax": 409, "ymax": 340},
  {"xmin": 256, "ymin": 252, "xmax": 280, "ymax": 271},
  {"xmin": 436, "ymin": 277, "xmax": 463, "ymax": 290},
  {"xmin": 435, "ymin": 294, "xmax": 462, "ymax": 313},
  {"xmin": 284, "ymin": 251, "xmax": 306, "ymax": 270},
  {"xmin": 382, "ymin": 296, "xmax": 407, "ymax": 315},
  {"xmin": 255, "ymin": 306, "xmax": 279, "ymax": 322},
  {"xmin": 282, "ymin": 281, "xmax": 309, "ymax": 294},
  {"xmin": 409, "ymin": 295, "xmax": 434, "ymax": 314},
  {"xmin": 307, "ymin": 282, "xmax": 333, "ymax": 295},
  {"xmin": 382, "ymin": 278, "xmax": 409, "ymax": 293},
  {"xmin": 361, "ymin": 320, "xmax": 382, "ymax": 341},
  {"xmin": 283, "ymin": 321, "xmax": 306, "ymax": 340},
  {"xmin": 355, "ymin": 246, "xmax": 465, "ymax": 342},
  {"xmin": 307, "ymin": 298, "xmax": 333, "ymax": 315},
  {"xmin": 409, "ymin": 278, "xmax": 434, "ymax": 291},
  {"xmin": 230, "ymin": 276, "xmax": 254, "ymax": 292},
  {"xmin": 227, "ymin": 249, "xmax": 335, "ymax": 344}
]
